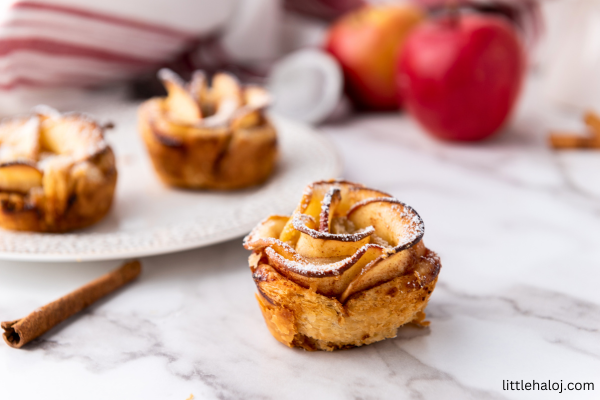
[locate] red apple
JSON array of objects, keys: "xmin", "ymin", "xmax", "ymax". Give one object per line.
[
  {"xmin": 326, "ymin": 5, "xmax": 424, "ymax": 111},
  {"xmin": 396, "ymin": 13, "xmax": 525, "ymax": 141}
]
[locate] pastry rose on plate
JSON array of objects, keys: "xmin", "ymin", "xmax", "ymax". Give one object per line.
[
  {"xmin": 138, "ymin": 69, "xmax": 278, "ymax": 190},
  {"xmin": 244, "ymin": 180, "xmax": 441, "ymax": 351},
  {"xmin": 0, "ymin": 107, "xmax": 117, "ymax": 232}
]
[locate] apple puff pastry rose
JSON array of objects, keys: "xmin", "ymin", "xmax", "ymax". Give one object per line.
[
  {"xmin": 138, "ymin": 69, "xmax": 278, "ymax": 190},
  {"xmin": 0, "ymin": 107, "xmax": 117, "ymax": 232},
  {"xmin": 244, "ymin": 180, "xmax": 441, "ymax": 351}
]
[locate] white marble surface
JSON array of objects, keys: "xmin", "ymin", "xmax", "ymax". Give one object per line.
[{"xmin": 1, "ymin": 76, "xmax": 600, "ymax": 400}]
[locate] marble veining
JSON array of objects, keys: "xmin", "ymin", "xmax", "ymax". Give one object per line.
[{"xmin": 1, "ymin": 76, "xmax": 600, "ymax": 399}]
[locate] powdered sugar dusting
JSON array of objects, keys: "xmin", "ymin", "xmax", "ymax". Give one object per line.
[
  {"xmin": 390, "ymin": 203, "xmax": 425, "ymax": 248},
  {"xmin": 318, "ymin": 187, "xmax": 341, "ymax": 232},
  {"xmin": 265, "ymin": 244, "xmax": 383, "ymax": 277},
  {"xmin": 370, "ymin": 233, "xmax": 391, "ymax": 248},
  {"xmin": 244, "ymin": 182, "xmax": 427, "ymax": 278},
  {"xmin": 159, "ymin": 68, "xmax": 271, "ymax": 130},
  {"xmin": 331, "ymin": 217, "xmax": 356, "ymax": 235},
  {"xmin": 292, "ymin": 214, "xmax": 375, "ymax": 242},
  {"xmin": 0, "ymin": 107, "xmax": 109, "ymax": 189}
]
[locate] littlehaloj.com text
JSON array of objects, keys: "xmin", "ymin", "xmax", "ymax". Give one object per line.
[{"xmin": 503, "ymin": 380, "xmax": 594, "ymax": 394}]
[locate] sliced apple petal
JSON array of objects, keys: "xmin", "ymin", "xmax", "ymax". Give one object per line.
[
  {"xmin": 292, "ymin": 213, "xmax": 374, "ymax": 243},
  {"xmin": 246, "ymin": 180, "xmax": 427, "ymax": 302},
  {"xmin": 295, "ymin": 232, "xmax": 371, "ymax": 259},
  {"xmin": 278, "ymin": 207, "xmax": 320, "ymax": 246},
  {"xmin": 199, "ymin": 73, "xmax": 244, "ymax": 128},
  {"xmin": 265, "ymin": 243, "xmax": 383, "ymax": 297},
  {"xmin": 292, "ymin": 213, "xmax": 374, "ymax": 259},
  {"xmin": 211, "ymin": 72, "xmax": 243, "ymax": 106},
  {"xmin": 42, "ymin": 157, "xmax": 73, "ymax": 221},
  {"xmin": 295, "ymin": 180, "xmax": 392, "ymax": 221},
  {"xmin": 153, "ymin": 68, "xmax": 273, "ymax": 142},
  {"xmin": 340, "ymin": 240, "xmax": 425, "ymax": 302},
  {"xmin": 159, "ymin": 68, "xmax": 202, "ymax": 125},
  {"xmin": 0, "ymin": 162, "xmax": 43, "ymax": 193},
  {"xmin": 32, "ymin": 104, "xmax": 62, "ymax": 118},
  {"xmin": 187, "ymin": 70, "xmax": 208, "ymax": 105},
  {"xmin": 39, "ymin": 113, "xmax": 105, "ymax": 159},
  {"xmin": 318, "ymin": 187, "xmax": 341, "ymax": 232},
  {"xmin": 230, "ymin": 108, "xmax": 264, "ymax": 130},
  {"xmin": 229, "ymin": 86, "xmax": 272, "ymax": 130},
  {"xmin": 244, "ymin": 86, "xmax": 271, "ymax": 109},
  {"xmin": 245, "ymin": 213, "xmax": 380, "ymax": 283},
  {"xmin": 16, "ymin": 117, "xmax": 41, "ymax": 161},
  {"xmin": 0, "ymin": 116, "xmax": 41, "ymax": 163},
  {"xmin": 347, "ymin": 197, "xmax": 424, "ymax": 250},
  {"xmin": 244, "ymin": 215, "xmax": 289, "ymax": 249}
]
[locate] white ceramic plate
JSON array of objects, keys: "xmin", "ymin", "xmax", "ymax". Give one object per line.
[{"xmin": 0, "ymin": 100, "xmax": 342, "ymax": 262}]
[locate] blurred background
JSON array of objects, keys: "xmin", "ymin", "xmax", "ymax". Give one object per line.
[{"xmin": 0, "ymin": 0, "xmax": 596, "ymax": 134}]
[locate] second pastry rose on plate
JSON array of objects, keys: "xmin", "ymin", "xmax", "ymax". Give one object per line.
[
  {"xmin": 0, "ymin": 107, "xmax": 116, "ymax": 233},
  {"xmin": 138, "ymin": 69, "xmax": 278, "ymax": 190}
]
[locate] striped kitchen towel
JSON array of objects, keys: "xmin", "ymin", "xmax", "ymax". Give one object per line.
[{"xmin": 0, "ymin": 0, "xmax": 285, "ymax": 91}]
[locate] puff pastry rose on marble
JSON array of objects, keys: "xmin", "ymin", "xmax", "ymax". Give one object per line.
[
  {"xmin": 244, "ymin": 180, "xmax": 441, "ymax": 351},
  {"xmin": 0, "ymin": 107, "xmax": 117, "ymax": 232},
  {"xmin": 138, "ymin": 69, "xmax": 278, "ymax": 190}
]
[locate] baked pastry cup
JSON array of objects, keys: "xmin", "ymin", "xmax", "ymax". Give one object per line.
[
  {"xmin": 138, "ymin": 69, "xmax": 278, "ymax": 190},
  {"xmin": 244, "ymin": 180, "xmax": 441, "ymax": 351},
  {"xmin": 0, "ymin": 107, "xmax": 117, "ymax": 232}
]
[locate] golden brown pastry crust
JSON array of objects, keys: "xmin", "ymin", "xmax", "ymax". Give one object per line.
[
  {"xmin": 138, "ymin": 69, "xmax": 278, "ymax": 190},
  {"xmin": 244, "ymin": 180, "xmax": 441, "ymax": 351},
  {"xmin": 0, "ymin": 110, "xmax": 117, "ymax": 232}
]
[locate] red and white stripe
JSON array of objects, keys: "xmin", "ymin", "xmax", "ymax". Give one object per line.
[{"xmin": 0, "ymin": 1, "xmax": 199, "ymax": 90}]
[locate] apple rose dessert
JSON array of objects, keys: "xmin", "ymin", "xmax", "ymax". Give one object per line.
[
  {"xmin": 138, "ymin": 69, "xmax": 277, "ymax": 190},
  {"xmin": 0, "ymin": 107, "xmax": 117, "ymax": 232},
  {"xmin": 244, "ymin": 180, "xmax": 441, "ymax": 351}
]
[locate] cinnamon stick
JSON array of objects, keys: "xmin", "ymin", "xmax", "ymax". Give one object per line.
[
  {"xmin": 548, "ymin": 110, "xmax": 600, "ymax": 150},
  {"xmin": 1, "ymin": 260, "xmax": 141, "ymax": 349},
  {"xmin": 548, "ymin": 132, "xmax": 600, "ymax": 149},
  {"xmin": 584, "ymin": 111, "xmax": 600, "ymax": 138}
]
